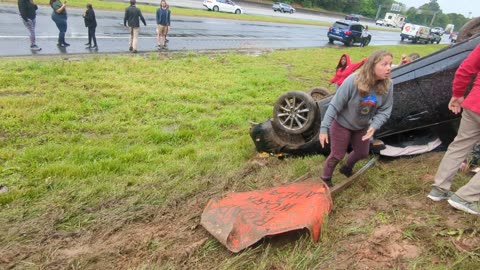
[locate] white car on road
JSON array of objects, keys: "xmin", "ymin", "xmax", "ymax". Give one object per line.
[{"xmin": 203, "ymin": 0, "xmax": 243, "ymax": 14}]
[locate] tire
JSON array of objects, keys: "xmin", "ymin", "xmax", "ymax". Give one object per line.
[
  {"xmin": 436, "ymin": 40, "xmax": 440, "ymax": 44},
  {"xmin": 213, "ymin": 6, "xmax": 219, "ymax": 12},
  {"xmin": 307, "ymin": 87, "xmax": 332, "ymax": 101},
  {"xmin": 458, "ymin": 17, "xmax": 480, "ymax": 42},
  {"xmin": 345, "ymin": 39, "xmax": 354, "ymax": 46},
  {"xmin": 328, "ymin": 38, "xmax": 334, "ymax": 43},
  {"xmin": 290, "ymin": 10, "xmax": 293, "ymax": 14},
  {"xmin": 401, "ymin": 36, "xmax": 404, "ymax": 41},
  {"xmin": 363, "ymin": 37, "xmax": 371, "ymax": 47},
  {"xmin": 235, "ymin": 9, "xmax": 241, "ymax": 14},
  {"xmin": 272, "ymin": 91, "xmax": 317, "ymax": 135}
]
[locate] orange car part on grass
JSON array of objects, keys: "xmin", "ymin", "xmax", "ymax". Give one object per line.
[{"xmin": 200, "ymin": 181, "xmax": 333, "ymax": 253}]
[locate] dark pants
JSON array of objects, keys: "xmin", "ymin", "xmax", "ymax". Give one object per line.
[
  {"xmin": 322, "ymin": 120, "xmax": 370, "ymax": 179},
  {"xmin": 88, "ymin": 26, "xmax": 97, "ymax": 46},
  {"xmin": 51, "ymin": 13, "xmax": 67, "ymax": 44}
]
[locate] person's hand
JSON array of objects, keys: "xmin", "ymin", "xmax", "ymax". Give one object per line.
[
  {"xmin": 319, "ymin": 132, "xmax": 329, "ymax": 148},
  {"xmin": 362, "ymin": 127, "xmax": 375, "ymax": 141},
  {"xmin": 448, "ymin": 96, "xmax": 464, "ymax": 114}
]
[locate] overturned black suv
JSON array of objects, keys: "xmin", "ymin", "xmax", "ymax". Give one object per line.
[{"xmin": 250, "ymin": 33, "xmax": 480, "ymax": 156}]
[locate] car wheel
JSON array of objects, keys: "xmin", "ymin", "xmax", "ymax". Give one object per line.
[
  {"xmin": 458, "ymin": 17, "xmax": 480, "ymax": 42},
  {"xmin": 235, "ymin": 9, "xmax": 241, "ymax": 14},
  {"xmin": 328, "ymin": 38, "xmax": 334, "ymax": 43},
  {"xmin": 345, "ymin": 39, "xmax": 354, "ymax": 46},
  {"xmin": 401, "ymin": 36, "xmax": 404, "ymax": 41},
  {"xmin": 307, "ymin": 87, "xmax": 332, "ymax": 101},
  {"xmin": 363, "ymin": 38, "xmax": 371, "ymax": 47},
  {"xmin": 290, "ymin": 10, "xmax": 293, "ymax": 14},
  {"xmin": 213, "ymin": 6, "xmax": 219, "ymax": 12},
  {"xmin": 272, "ymin": 91, "xmax": 317, "ymax": 135},
  {"xmin": 436, "ymin": 40, "xmax": 440, "ymax": 44}
]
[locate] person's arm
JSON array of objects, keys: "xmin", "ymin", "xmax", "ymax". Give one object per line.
[
  {"xmin": 54, "ymin": 1, "xmax": 66, "ymax": 14},
  {"xmin": 18, "ymin": 0, "xmax": 28, "ymax": 21},
  {"xmin": 347, "ymin": 57, "xmax": 368, "ymax": 73},
  {"xmin": 156, "ymin": 9, "xmax": 160, "ymax": 24},
  {"xmin": 140, "ymin": 11, "xmax": 146, "ymax": 26},
  {"xmin": 452, "ymin": 45, "xmax": 480, "ymax": 98},
  {"xmin": 124, "ymin": 9, "xmax": 128, "ymax": 27},
  {"xmin": 319, "ymin": 76, "xmax": 353, "ymax": 147},
  {"xmin": 330, "ymin": 69, "xmax": 340, "ymax": 84},
  {"xmin": 167, "ymin": 10, "xmax": 171, "ymax": 26},
  {"xmin": 84, "ymin": 9, "xmax": 92, "ymax": 21},
  {"xmin": 369, "ymin": 83, "xmax": 394, "ymax": 132}
]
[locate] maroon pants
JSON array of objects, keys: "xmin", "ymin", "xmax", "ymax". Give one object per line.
[{"xmin": 322, "ymin": 120, "xmax": 370, "ymax": 179}]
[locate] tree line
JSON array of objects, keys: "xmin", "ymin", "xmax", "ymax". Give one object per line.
[{"xmin": 282, "ymin": 0, "xmax": 470, "ymax": 30}]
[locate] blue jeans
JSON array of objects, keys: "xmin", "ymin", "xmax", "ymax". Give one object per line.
[{"xmin": 51, "ymin": 13, "xmax": 67, "ymax": 44}]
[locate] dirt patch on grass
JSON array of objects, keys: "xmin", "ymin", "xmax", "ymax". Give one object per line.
[{"xmin": 3, "ymin": 153, "xmax": 480, "ymax": 269}]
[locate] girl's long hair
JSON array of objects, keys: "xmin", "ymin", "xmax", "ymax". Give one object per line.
[
  {"xmin": 336, "ymin": 56, "xmax": 347, "ymax": 71},
  {"xmin": 354, "ymin": 50, "xmax": 392, "ymax": 96}
]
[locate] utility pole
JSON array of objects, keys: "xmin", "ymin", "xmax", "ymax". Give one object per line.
[
  {"xmin": 375, "ymin": 5, "xmax": 382, "ymax": 20},
  {"xmin": 430, "ymin": 11, "xmax": 438, "ymax": 26}
]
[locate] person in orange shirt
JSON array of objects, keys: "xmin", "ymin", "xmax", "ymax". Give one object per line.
[{"xmin": 330, "ymin": 54, "xmax": 367, "ymax": 89}]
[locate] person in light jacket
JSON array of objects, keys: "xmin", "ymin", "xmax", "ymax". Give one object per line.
[{"xmin": 319, "ymin": 50, "xmax": 394, "ymax": 187}]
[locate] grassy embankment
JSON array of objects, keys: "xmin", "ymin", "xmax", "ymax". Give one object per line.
[{"xmin": 3, "ymin": 45, "xmax": 480, "ymax": 269}]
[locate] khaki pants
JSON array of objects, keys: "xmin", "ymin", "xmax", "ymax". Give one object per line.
[
  {"xmin": 129, "ymin": 27, "xmax": 139, "ymax": 50},
  {"xmin": 433, "ymin": 108, "xmax": 480, "ymax": 202}
]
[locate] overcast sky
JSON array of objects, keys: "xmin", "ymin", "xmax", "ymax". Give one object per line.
[{"xmin": 399, "ymin": 0, "xmax": 478, "ymax": 18}]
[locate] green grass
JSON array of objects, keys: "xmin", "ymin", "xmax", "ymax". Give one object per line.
[{"xmin": 3, "ymin": 44, "xmax": 479, "ymax": 269}]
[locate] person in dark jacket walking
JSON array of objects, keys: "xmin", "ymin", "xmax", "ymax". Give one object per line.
[
  {"xmin": 50, "ymin": 0, "xmax": 69, "ymax": 47},
  {"xmin": 83, "ymin": 3, "xmax": 97, "ymax": 49},
  {"xmin": 123, "ymin": 0, "xmax": 146, "ymax": 53},
  {"xmin": 18, "ymin": 0, "xmax": 41, "ymax": 51},
  {"xmin": 156, "ymin": 0, "xmax": 171, "ymax": 49}
]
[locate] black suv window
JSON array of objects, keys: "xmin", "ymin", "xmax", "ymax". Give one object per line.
[
  {"xmin": 333, "ymin": 22, "xmax": 349, "ymax": 29},
  {"xmin": 350, "ymin": 25, "xmax": 362, "ymax": 32}
]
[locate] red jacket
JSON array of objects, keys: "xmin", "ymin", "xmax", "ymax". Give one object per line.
[
  {"xmin": 330, "ymin": 54, "xmax": 367, "ymax": 87},
  {"xmin": 452, "ymin": 44, "xmax": 480, "ymax": 114}
]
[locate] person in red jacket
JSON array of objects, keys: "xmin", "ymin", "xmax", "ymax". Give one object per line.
[
  {"xmin": 329, "ymin": 54, "xmax": 367, "ymax": 89},
  {"xmin": 427, "ymin": 44, "xmax": 480, "ymax": 215}
]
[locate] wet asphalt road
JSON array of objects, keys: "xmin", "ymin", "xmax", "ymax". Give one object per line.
[{"xmin": 0, "ymin": 2, "xmax": 449, "ymax": 57}]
